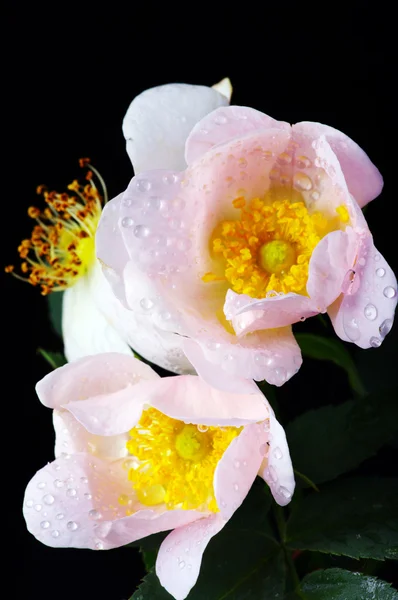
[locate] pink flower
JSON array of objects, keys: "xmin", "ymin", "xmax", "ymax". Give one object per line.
[
  {"xmin": 97, "ymin": 106, "xmax": 396, "ymax": 390},
  {"xmin": 23, "ymin": 353, "xmax": 294, "ymax": 600}
]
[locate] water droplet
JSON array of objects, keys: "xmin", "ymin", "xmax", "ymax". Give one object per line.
[
  {"xmin": 279, "ymin": 486, "xmax": 292, "ymax": 500},
  {"xmin": 89, "ymin": 509, "xmax": 102, "ymax": 520},
  {"xmin": 206, "ymin": 341, "xmax": 221, "ymax": 351},
  {"xmin": 358, "ymin": 257, "xmax": 366, "ymax": 266},
  {"xmin": 376, "ymin": 267, "xmax": 386, "ymax": 277},
  {"xmin": 54, "ymin": 479, "xmax": 64, "ymax": 488},
  {"xmin": 66, "ymin": 488, "xmax": 77, "ymax": 498},
  {"xmin": 214, "ymin": 114, "xmax": 227, "ymax": 125},
  {"xmin": 273, "ymin": 447, "xmax": 283, "ymax": 460},
  {"xmin": 254, "ymin": 353, "xmax": 271, "ymax": 366},
  {"xmin": 293, "ymin": 172, "xmax": 313, "ymax": 191},
  {"xmin": 344, "ymin": 318, "xmax": 360, "ymax": 342},
  {"xmin": 239, "ymin": 157, "xmax": 248, "ymax": 168},
  {"xmin": 37, "ymin": 482, "xmax": 46, "ymax": 489},
  {"xmin": 56, "ymin": 513, "xmax": 65, "ymax": 520},
  {"xmin": 364, "ymin": 304, "xmax": 377, "ymax": 321},
  {"xmin": 67, "ymin": 521, "xmax": 79, "ymax": 531},
  {"xmin": 233, "ymin": 483, "xmax": 239, "ymax": 492},
  {"xmin": 178, "ymin": 560, "xmax": 186, "ymax": 569},
  {"xmin": 234, "ymin": 460, "xmax": 241, "ymax": 469},
  {"xmin": 163, "ymin": 173, "xmax": 178, "ymax": 185},
  {"xmin": 374, "ymin": 254, "xmax": 380, "ymax": 261},
  {"xmin": 160, "ymin": 311, "xmax": 171, "ymax": 321},
  {"xmin": 51, "ymin": 530, "xmax": 60, "ymax": 538},
  {"xmin": 121, "ymin": 216, "xmax": 134, "ymax": 228},
  {"xmin": 383, "ymin": 286, "xmax": 396, "ymax": 299},
  {"xmin": 84, "ymin": 493, "xmax": 92, "ymax": 500},
  {"xmin": 34, "ymin": 504, "xmax": 42, "ymax": 512},
  {"xmin": 53, "ymin": 464, "xmax": 61, "ymax": 471},
  {"xmin": 134, "ymin": 225, "xmax": 150, "ymax": 238},
  {"xmin": 136, "ymin": 179, "xmax": 151, "ymax": 192},
  {"xmin": 269, "ymin": 466, "xmax": 278, "ymax": 483},
  {"xmin": 197, "ymin": 424, "xmax": 208, "ymax": 433},
  {"xmin": 40, "ymin": 520, "xmax": 50, "ymax": 529},
  {"xmin": 80, "ymin": 477, "xmax": 88, "ymax": 484},
  {"xmin": 296, "ymin": 155, "xmax": 312, "ymax": 168},
  {"xmin": 370, "ymin": 336, "xmax": 381, "ymax": 348},
  {"xmin": 95, "ymin": 542, "xmax": 104, "ymax": 550},
  {"xmin": 310, "ymin": 190, "xmax": 320, "ymax": 201},
  {"xmin": 60, "ymin": 452, "xmax": 70, "ymax": 460},
  {"xmin": 277, "ymin": 152, "xmax": 292, "ymax": 165},
  {"xmin": 268, "ymin": 367, "xmax": 287, "ymax": 385},
  {"xmin": 140, "ymin": 297, "xmax": 154, "ymax": 310},
  {"xmin": 43, "ymin": 494, "xmax": 55, "ymax": 505},
  {"xmin": 379, "ymin": 319, "xmax": 393, "ymax": 337}
]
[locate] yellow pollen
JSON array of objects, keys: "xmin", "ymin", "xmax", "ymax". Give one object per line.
[
  {"xmin": 203, "ymin": 193, "xmax": 348, "ymax": 299},
  {"xmin": 259, "ymin": 240, "xmax": 296, "ymax": 274},
  {"xmin": 125, "ymin": 407, "xmax": 241, "ymax": 512},
  {"xmin": 6, "ymin": 160, "xmax": 106, "ymax": 295}
]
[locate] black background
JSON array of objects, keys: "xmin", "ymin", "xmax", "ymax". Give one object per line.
[{"xmin": 4, "ymin": 5, "xmax": 396, "ymax": 599}]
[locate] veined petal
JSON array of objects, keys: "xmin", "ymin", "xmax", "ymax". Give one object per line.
[
  {"xmin": 123, "ymin": 83, "xmax": 229, "ymax": 174},
  {"xmin": 156, "ymin": 514, "xmax": 225, "ymax": 600}
]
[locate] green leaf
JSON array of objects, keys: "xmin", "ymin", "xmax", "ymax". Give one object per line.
[
  {"xmin": 286, "ymin": 388, "xmax": 398, "ymax": 485},
  {"xmin": 300, "ymin": 568, "xmax": 398, "ymax": 600},
  {"xmin": 47, "ymin": 291, "xmax": 63, "ymax": 337},
  {"xmin": 37, "ymin": 348, "xmax": 67, "ymax": 370},
  {"xmin": 287, "ymin": 477, "xmax": 398, "ymax": 560},
  {"xmin": 132, "ymin": 482, "xmax": 286, "ymax": 599},
  {"xmin": 295, "ymin": 333, "xmax": 366, "ymax": 396},
  {"xmin": 140, "ymin": 549, "xmax": 157, "ymax": 572}
]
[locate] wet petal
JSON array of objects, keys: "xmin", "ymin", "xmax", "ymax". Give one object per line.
[
  {"xmin": 214, "ymin": 422, "xmax": 267, "ymax": 520},
  {"xmin": 293, "ymin": 121, "xmax": 383, "ymax": 207},
  {"xmin": 36, "ymin": 352, "xmax": 158, "ymax": 409},
  {"xmin": 328, "ymin": 236, "xmax": 397, "ymax": 348},
  {"xmin": 258, "ymin": 408, "xmax": 295, "ymax": 506},
  {"xmin": 185, "ymin": 105, "xmax": 290, "ymax": 164},
  {"xmin": 156, "ymin": 513, "xmax": 225, "ymax": 600},
  {"xmin": 123, "ymin": 83, "xmax": 229, "ymax": 174}
]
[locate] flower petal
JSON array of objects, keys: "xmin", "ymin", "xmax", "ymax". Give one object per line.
[
  {"xmin": 258, "ymin": 408, "xmax": 295, "ymax": 506},
  {"xmin": 62, "ymin": 266, "xmax": 133, "ymax": 362},
  {"xmin": 36, "ymin": 352, "xmax": 158, "ymax": 409},
  {"xmin": 214, "ymin": 422, "xmax": 267, "ymax": 520},
  {"xmin": 306, "ymin": 228, "xmax": 359, "ymax": 310},
  {"xmin": 293, "ymin": 121, "xmax": 383, "ymax": 208},
  {"xmin": 212, "ymin": 77, "xmax": 233, "ymax": 100},
  {"xmin": 328, "ymin": 235, "xmax": 397, "ymax": 348},
  {"xmin": 67, "ymin": 374, "xmax": 269, "ymax": 436},
  {"xmin": 156, "ymin": 513, "xmax": 225, "ymax": 600},
  {"xmin": 122, "ymin": 83, "xmax": 229, "ymax": 174},
  {"xmin": 24, "ymin": 453, "xmax": 201, "ymax": 550},
  {"xmin": 185, "ymin": 105, "xmax": 290, "ymax": 165}
]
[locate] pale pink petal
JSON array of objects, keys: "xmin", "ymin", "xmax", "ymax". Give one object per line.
[
  {"xmin": 122, "ymin": 83, "xmax": 229, "ymax": 174},
  {"xmin": 156, "ymin": 514, "xmax": 225, "ymax": 600},
  {"xmin": 293, "ymin": 121, "xmax": 383, "ymax": 207},
  {"xmin": 67, "ymin": 374, "xmax": 269, "ymax": 435},
  {"xmin": 185, "ymin": 105, "xmax": 290, "ymax": 164},
  {"xmin": 214, "ymin": 422, "xmax": 267, "ymax": 520},
  {"xmin": 24, "ymin": 453, "xmax": 201, "ymax": 550},
  {"xmin": 328, "ymin": 235, "xmax": 397, "ymax": 348},
  {"xmin": 258, "ymin": 408, "xmax": 295, "ymax": 506},
  {"xmin": 183, "ymin": 328, "xmax": 302, "ymax": 387},
  {"xmin": 225, "ymin": 289, "xmax": 318, "ymax": 332},
  {"xmin": 36, "ymin": 353, "xmax": 158, "ymax": 409},
  {"xmin": 306, "ymin": 228, "xmax": 359, "ymax": 310},
  {"xmin": 52, "ymin": 410, "xmax": 128, "ymax": 460}
]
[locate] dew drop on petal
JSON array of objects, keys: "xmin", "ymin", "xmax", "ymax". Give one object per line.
[
  {"xmin": 89, "ymin": 509, "xmax": 102, "ymax": 520},
  {"xmin": 343, "ymin": 318, "xmax": 360, "ymax": 342},
  {"xmin": 40, "ymin": 521, "xmax": 50, "ymax": 529},
  {"xmin": 293, "ymin": 172, "xmax": 313, "ymax": 191},
  {"xmin": 273, "ymin": 447, "xmax": 283, "ymax": 460},
  {"xmin": 121, "ymin": 217, "xmax": 134, "ymax": 229},
  {"xmin": 54, "ymin": 479, "xmax": 64, "ymax": 488},
  {"xmin": 43, "ymin": 494, "xmax": 55, "ymax": 505},
  {"xmin": 197, "ymin": 425, "xmax": 208, "ymax": 433},
  {"xmin": 379, "ymin": 319, "xmax": 393, "ymax": 337},
  {"xmin": 136, "ymin": 179, "xmax": 151, "ymax": 192},
  {"xmin": 364, "ymin": 304, "xmax": 377, "ymax": 321},
  {"xmin": 67, "ymin": 521, "xmax": 79, "ymax": 531},
  {"xmin": 233, "ymin": 483, "xmax": 239, "ymax": 492},
  {"xmin": 34, "ymin": 504, "xmax": 42, "ymax": 512},
  {"xmin": 66, "ymin": 488, "xmax": 77, "ymax": 498},
  {"xmin": 383, "ymin": 286, "xmax": 396, "ymax": 299},
  {"xmin": 178, "ymin": 560, "xmax": 186, "ymax": 570},
  {"xmin": 279, "ymin": 486, "xmax": 292, "ymax": 500},
  {"xmin": 51, "ymin": 530, "xmax": 60, "ymax": 538},
  {"xmin": 370, "ymin": 336, "xmax": 381, "ymax": 348},
  {"xmin": 140, "ymin": 297, "xmax": 154, "ymax": 310},
  {"xmin": 234, "ymin": 460, "xmax": 241, "ymax": 469},
  {"xmin": 95, "ymin": 542, "xmax": 104, "ymax": 550},
  {"xmin": 25, "ymin": 499, "xmax": 34, "ymax": 508},
  {"xmin": 376, "ymin": 267, "xmax": 385, "ymax": 277},
  {"xmin": 84, "ymin": 493, "xmax": 92, "ymax": 500},
  {"xmin": 80, "ymin": 477, "xmax": 88, "ymax": 484},
  {"xmin": 134, "ymin": 225, "xmax": 150, "ymax": 238}
]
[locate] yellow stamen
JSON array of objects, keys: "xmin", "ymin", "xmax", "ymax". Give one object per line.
[
  {"xmin": 203, "ymin": 193, "xmax": 349, "ymax": 299},
  {"xmin": 125, "ymin": 407, "xmax": 241, "ymax": 512},
  {"xmin": 6, "ymin": 160, "xmax": 105, "ymax": 294}
]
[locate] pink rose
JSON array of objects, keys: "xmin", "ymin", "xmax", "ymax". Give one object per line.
[
  {"xmin": 23, "ymin": 353, "xmax": 294, "ymax": 600},
  {"xmin": 97, "ymin": 106, "xmax": 396, "ymax": 391}
]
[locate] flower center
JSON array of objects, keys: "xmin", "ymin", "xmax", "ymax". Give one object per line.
[
  {"xmin": 5, "ymin": 159, "xmax": 106, "ymax": 295},
  {"xmin": 203, "ymin": 194, "xmax": 348, "ymax": 299},
  {"xmin": 124, "ymin": 407, "xmax": 241, "ymax": 512},
  {"xmin": 258, "ymin": 240, "xmax": 296, "ymax": 275}
]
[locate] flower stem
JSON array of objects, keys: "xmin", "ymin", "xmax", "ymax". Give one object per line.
[{"xmin": 272, "ymin": 503, "xmax": 305, "ymax": 598}]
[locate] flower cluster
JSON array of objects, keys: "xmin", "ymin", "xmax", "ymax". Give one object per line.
[{"xmin": 16, "ymin": 78, "xmax": 397, "ymax": 600}]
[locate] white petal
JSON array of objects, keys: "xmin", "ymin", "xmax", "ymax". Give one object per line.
[
  {"xmin": 122, "ymin": 83, "xmax": 229, "ymax": 174},
  {"xmin": 212, "ymin": 77, "xmax": 233, "ymax": 100},
  {"xmin": 62, "ymin": 266, "xmax": 133, "ymax": 361}
]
